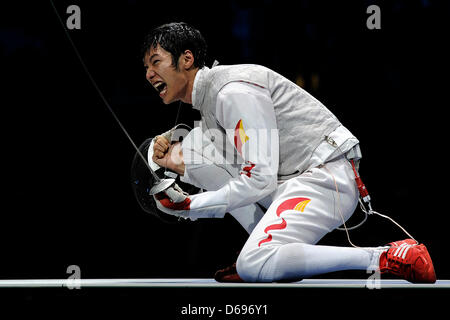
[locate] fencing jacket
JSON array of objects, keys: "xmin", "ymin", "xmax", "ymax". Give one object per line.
[{"xmin": 180, "ymin": 64, "xmax": 360, "ymax": 218}]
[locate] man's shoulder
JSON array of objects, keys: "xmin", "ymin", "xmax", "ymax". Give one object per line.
[
  {"xmin": 209, "ymin": 64, "xmax": 269, "ymax": 76},
  {"xmin": 206, "ymin": 64, "xmax": 271, "ymax": 91}
]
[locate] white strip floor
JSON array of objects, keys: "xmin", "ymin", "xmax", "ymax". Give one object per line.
[{"xmin": 0, "ymin": 279, "xmax": 449, "ymax": 288}]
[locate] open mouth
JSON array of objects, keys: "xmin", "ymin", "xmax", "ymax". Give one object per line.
[{"xmin": 154, "ymin": 81, "xmax": 167, "ymax": 97}]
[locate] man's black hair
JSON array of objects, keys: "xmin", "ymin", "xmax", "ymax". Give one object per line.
[{"xmin": 142, "ymin": 22, "xmax": 207, "ymax": 69}]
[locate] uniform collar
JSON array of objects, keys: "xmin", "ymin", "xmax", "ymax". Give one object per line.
[{"xmin": 191, "ymin": 66, "xmax": 210, "ymax": 110}]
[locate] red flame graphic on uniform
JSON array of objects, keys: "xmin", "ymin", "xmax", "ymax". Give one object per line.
[
  {"xmin": 234, "ymin": 119, "xmax": 249, "ymax": 155},
  {"xmin": 258, "ymin": 197, "xmax": 311, "ymax": 247},
  {"xmin": 240, "ymin": 161, "xmax": 255, "ymax": 178}
]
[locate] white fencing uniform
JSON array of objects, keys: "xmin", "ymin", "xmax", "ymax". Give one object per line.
[
  {"xmin": 171, "ymin": 64, "xmax": 386, "ymax": 282},
  {"xmin": 181, "ymin": 127, "xmax": 265, "ymax": 234}
]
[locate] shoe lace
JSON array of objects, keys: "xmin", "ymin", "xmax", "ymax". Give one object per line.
[{"xmin": 385, "ymin": 245, "xmax": 414, "ymax": 277}]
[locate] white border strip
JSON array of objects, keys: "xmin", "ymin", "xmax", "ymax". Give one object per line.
[{"xmin": 0, "ymin": 279, "xmax": 449, "ymax": 288}]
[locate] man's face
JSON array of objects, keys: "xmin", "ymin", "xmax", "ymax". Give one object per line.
[{"xmin": 143, "ymin": 44, "xmax": 188, "ymax": 104}]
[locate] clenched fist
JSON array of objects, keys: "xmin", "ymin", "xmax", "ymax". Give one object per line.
[{"xmin": 152, "ymin": 135, "xmax": 185, "ymax": 175}]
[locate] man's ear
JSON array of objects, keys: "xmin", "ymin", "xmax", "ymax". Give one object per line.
[{"xmin": 182, "ymin": 50, "xmax": 195, "ymax": 70}]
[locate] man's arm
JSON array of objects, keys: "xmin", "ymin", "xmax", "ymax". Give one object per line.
[
  {"xmin": 154, "ymin": 81, "xmax": 279, "ymax": 219},
  {"xmin": 212, "ymin": 81, "xmax": 279, "ymax": 211}
]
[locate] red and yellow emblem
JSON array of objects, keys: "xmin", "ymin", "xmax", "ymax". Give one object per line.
[
  {"xmin": 276, "ymin": 197, "xmax": 311, "ymax": 215},
  {"xmin": 258, "ymin": 197, "xmax": 311, "ymax": 247},
  {"xmin": 234, "ymin": 119, "xmax": 249, "ymax": 155}
]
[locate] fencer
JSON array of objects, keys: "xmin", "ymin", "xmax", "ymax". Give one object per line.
[{"xmin": 141, "ymin": 22, "xmax": 436, "ymax": 283}]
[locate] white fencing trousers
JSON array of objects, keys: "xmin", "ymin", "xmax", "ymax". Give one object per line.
[
  {"xmin": 236, "ymin": 156, "xmax": 384, "ymax": 282},
  {"xmin": 181, "ymin": 129, "xmax": 384, "ymax": 282}
]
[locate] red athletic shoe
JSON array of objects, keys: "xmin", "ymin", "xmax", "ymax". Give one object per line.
[
  {"xmin": 379, "ymin": 241, "xmax": 436, "ymax": 283},
  {"xmin": 388, "ymin": 239, "xmax": 418, "ymax": 246},
  {"xmin": 214, "ymin": 262, "xmax": 244, "ymax": 283}
]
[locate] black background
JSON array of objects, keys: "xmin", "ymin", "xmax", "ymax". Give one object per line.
[{"xmin": 1, "ymin": 0, "xmax": 449, "ymax": 315}]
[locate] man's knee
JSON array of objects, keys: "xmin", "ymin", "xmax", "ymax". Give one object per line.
[{"xmin": 236, "ymin": 246, "xmax": 277, "ymax": 282}]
